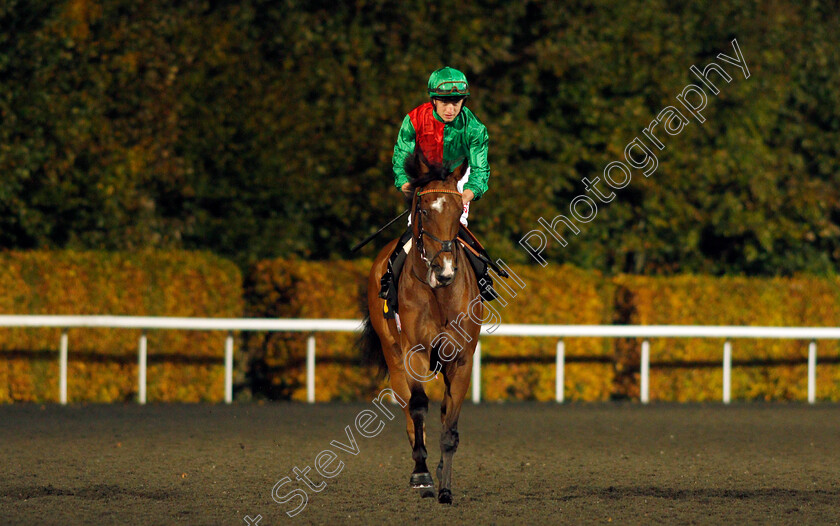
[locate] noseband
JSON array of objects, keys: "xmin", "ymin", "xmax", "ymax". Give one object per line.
[{"xmin": 414, "ymin": 188, "xmax": 462, "ymax": 285}]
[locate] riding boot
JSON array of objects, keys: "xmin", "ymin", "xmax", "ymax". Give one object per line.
[
  {"xmin": 458, "ymin": 225, "xmax": 501, "ymax": 302},
  {"xmin": 379, "ymin": 228, "xmax": 412, "ymax": 318}
]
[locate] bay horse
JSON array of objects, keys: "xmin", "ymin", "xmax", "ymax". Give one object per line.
[{"xmin": 360, "ymin": 152, "xmax": 482, "ymax": 504}]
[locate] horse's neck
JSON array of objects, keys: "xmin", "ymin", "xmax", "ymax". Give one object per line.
[{"xmin": 405, "ymin": 243, "xmax": 428, "ymax": 285}]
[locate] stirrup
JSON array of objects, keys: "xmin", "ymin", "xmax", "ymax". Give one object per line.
[
  {"xmin": 478, "ymin": 273, "xmax": 501, "ymax": 302},
  {"xmin": 379, "ymin": 229, "xmax": 412, "ymax": 314},
  {"xmin": 378, "ymin": 270, "xmax": 389, "ymax": 299},
  {"xmin": 379, "ymin": 231, "xmax": 408, "ymax": 297}
]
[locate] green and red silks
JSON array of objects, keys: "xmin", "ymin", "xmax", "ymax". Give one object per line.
[{"xmin": 392, "ymin": 102, "xmax": 490, "ymax": 200}]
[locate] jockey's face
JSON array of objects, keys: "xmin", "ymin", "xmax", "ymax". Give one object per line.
[{"xmin": 432, "ymin": 97, "xmax": 465, "ymax": 123}]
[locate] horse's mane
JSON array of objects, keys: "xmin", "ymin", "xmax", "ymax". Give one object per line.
[{"xmin": 405, "ymin": 150, "xmax": 454, "ymax": 191}]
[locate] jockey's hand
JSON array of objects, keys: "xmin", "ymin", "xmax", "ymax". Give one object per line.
[
  {"xmin": 462, "ymin": 189, "xmax": 475, "ymax": 207},
  {"xmin": 401, "ymin": 182, "xmax": 412, "ymax": 199}
]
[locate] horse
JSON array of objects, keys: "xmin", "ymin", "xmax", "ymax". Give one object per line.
[{"xmin": 360, "ymin": 152, "xmax": 482, "ymax": 504}]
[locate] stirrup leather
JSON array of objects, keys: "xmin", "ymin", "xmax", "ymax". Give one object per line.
[{"xmin": 379, "ymin": 230, "xmax": 412, "ymax": 317}]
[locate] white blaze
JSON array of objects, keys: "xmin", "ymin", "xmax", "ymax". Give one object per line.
[{"xmin": 440, "ymin": 255, "xmax": 455, "ymax": 278}]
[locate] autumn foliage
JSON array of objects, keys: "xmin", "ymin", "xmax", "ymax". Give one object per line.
[
  {"xmin": 242, "ymin": 258, "xmax": 375, "ymax": 402},
  {"xmin": 243, "ymin": 259, "xmax": 840, "ymax": 403},
  {"xmin": 242, "ymin": 258, "xmax": 614, "ymax": 402},
  {"xmin": 614, "ymin": 275, "xmax": 840, "ymax": 401},
  {"xmin": 2, "ymin": 254, "xmax": 840, "ymax": 403},
  {"xmin": 0, "ymin": 251, "xmax": 242, "ymax": 403}
]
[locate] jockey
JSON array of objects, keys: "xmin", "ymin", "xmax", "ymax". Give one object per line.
[{"xmin": 379, "ymin": 66, "xmax": 500, "ymax": 313}]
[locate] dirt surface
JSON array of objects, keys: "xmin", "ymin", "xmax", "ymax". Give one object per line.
[{"xmin": 1, "ymin": 402, "xmax": 839, "ymax": 525}]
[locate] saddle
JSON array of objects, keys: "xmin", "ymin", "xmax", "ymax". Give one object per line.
[{"xmin": 378, "ymin": 225, "xmax": 508, "ymax": 319}]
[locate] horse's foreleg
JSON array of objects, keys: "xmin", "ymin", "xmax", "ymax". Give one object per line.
[
  {"xmin": 436, "ymin": 386, "xmax": 451, "ymax": 486},
  {"xmin": 437, "ymin": 362, "xmax": 472, "ymax": 504},
  {"xmin": 404, "ymin": 349, "xmax": 433, "ymax": 489},
  {"xmin": 383, "ymin": 366, "xmax": 415, "ymax": 448}
]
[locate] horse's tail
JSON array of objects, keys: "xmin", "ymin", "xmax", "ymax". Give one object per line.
[{"xmin": 358, "ymin": 294, "xmax": 388, "ymax": 379}]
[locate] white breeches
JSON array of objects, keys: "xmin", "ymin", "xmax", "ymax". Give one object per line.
[{"xmin": 408, "ymin": 167, "xmax": 470, "ymax": 227}]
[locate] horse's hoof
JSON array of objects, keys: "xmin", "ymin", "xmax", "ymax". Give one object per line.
[
  {"xmin": 410, "ymin": 472, "xmax": 434, "ymax": 488},
  {"xmin": 419, "ymin": 488, "xmax": 436, "ymax": 499},
  {"xmin": 438, "ymin": 488, "xmax": 452, "ymax": 504}
]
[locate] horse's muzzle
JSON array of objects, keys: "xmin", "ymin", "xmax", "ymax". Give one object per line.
[
  {"xmin": 432, "ymin": 272, "xmax": 455, "ymax": 288},
  {"xmin": 429, "ymin": 256, "xmax": 457, "ymax": 288}
]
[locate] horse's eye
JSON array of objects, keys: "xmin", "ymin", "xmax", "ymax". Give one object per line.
[{"xmin": 421, "ymin": 209, "xmax": 428, "ymax": 216}]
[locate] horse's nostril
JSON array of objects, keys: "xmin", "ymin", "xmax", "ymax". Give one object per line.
[{"xmin": 437, "ymin": 273, "xmax": 454, "ymax": 284}]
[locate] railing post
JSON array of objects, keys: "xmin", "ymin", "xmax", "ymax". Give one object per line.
[
  {"xmin": 723, "ymin": 340, "xmax": 732, "ymax": 404},
  {"xmin": 555, "ymin": 339, "xmax": 565, "ymax": 403},
  {"xmin": 808, "ymin": 341, "xmax": 816, "ymax": 404},
  {"xmin": 138, "ymin": 331, "xmax": 147, "ymax": 404},
  {"xmin": 472, "ymin": 340, "xmax": 481, "ymax": 404},
  {"xmin": 307, "ymin": 335, "xmax": 315, "ymax": 403},
  {"xmin": 225, "ymin": 331, "xmax": 234, "ymax": 404},
  {"xmin": 59, "ymin": 330, "xmax": 68, "ymax": 405},
  {"xmin": 640, "ymin": 339, "xmax": 650, "ymax": 404}
]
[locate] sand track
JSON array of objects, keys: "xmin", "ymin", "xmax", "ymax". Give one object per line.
[{"xmin": 1, "ymin": 403, "xmax": 838, "ymax": 525}]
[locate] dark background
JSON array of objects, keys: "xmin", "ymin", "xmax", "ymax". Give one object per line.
[{"xmin": 2, "ymin": 0, "xmax": 839, "ymax": 275}]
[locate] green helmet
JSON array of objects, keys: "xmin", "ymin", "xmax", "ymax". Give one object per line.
[{"xmin": 427, "ymin": 67, "xmax": 470, "ymax": 98}]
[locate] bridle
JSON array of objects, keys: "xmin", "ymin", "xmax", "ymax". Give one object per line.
[{"xmin": 413, "ymin": 188, "xmax": 462, "ymax": 286}]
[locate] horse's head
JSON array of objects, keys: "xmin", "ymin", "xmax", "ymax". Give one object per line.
[{"xmin": 406, "ymin": 151, "xmax": 468, "ymax": 288}]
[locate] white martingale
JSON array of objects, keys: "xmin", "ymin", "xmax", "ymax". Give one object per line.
[{"xmin": 457, "ymin": 167, "xmax": 470, "ymax": 227}]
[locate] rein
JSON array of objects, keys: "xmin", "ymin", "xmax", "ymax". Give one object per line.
[{"xmin": 413, "ymin": 188, "xmax": 462, "ymax": 286}]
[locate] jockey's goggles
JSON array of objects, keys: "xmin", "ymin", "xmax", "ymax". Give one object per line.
[{"xmin": 430, "ymin": 80, "xmax": 469, "ymax": 96}]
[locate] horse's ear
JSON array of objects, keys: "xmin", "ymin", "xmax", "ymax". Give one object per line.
[
  {"xmin": 449, "ymin": 161, "xmax": 468, "ymax": 182},
  {"xmin": 415, "ymin": 149, "xmax": 431, "ymax": 175}
]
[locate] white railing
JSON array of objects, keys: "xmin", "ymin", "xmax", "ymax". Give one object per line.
[{"xmin": 0, "ymin": 315, "xmax": 835, "ymax": 405}]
